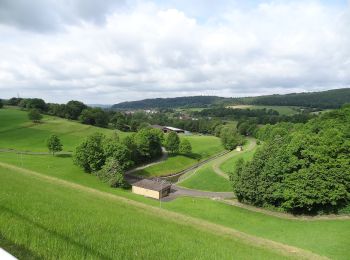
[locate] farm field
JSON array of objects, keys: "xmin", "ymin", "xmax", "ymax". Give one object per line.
[
  {"xmin": 227, "ymin": 105, "xmax": 299, "ymax": 115},
  {"xmin": 0, "ymin": 166, "xmax": 286, "ymax": 259},
  {"xmin": 134, "ymin": 135, "xmax": 225, "ymax": 177},
  {"xmin": 0, "ymin": 108, "xmax": 126, "ymax": 152}
]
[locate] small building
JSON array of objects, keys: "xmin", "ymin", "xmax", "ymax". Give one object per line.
[
  {"xmin": 163, "ymin": 126, "xmax": 185, "ymax": 134},
  {"xmin": 132, "ymin": 179, "xmax": 172, "ymax": 199},
  {"xmin": 236, "ymin": 145, "xmax": 243, "ymax": 152}
]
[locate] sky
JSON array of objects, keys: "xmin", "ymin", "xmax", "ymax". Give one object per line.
[{"xmin": 0, "ymin": 0, "xmax": 349, "ymax": 104}]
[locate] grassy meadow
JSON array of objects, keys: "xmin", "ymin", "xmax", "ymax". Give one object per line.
[
  {"xmin": 0, "ymin": 166, "xmax": 286, "ymax": 259},
  {"xmin": 134, "ymin": 135, "xmax": 225, "ymax": 177},
  {"xmin": 0, "ymin": 108, "xmax": 126, "ymax": 152}
]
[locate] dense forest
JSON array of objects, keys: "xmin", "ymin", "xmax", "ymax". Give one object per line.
[
  {"xmin": 248, "ymin": 88, "xmax": 350, "ymax": 109},
  {"xmin": 232, "ymin": 104, "xmax": 350, "ymax": 214},
  {"xmin": 111, "ymin": 88, "xmax": 350, "ymax": 110}
]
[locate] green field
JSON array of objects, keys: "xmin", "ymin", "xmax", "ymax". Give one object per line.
[
  {"xmin": 178, "ymin": 163, "xmax": 232, "ymax": 192},
  {"xmin": 0, "ymin": 108, "xmax": 125, "ymax": 152},
  {"xmin": 165, "ymin": 198, "xmax": 350, "ymax": 260},
  {"xmin": 134, "ymin": 135, "xmax": 225, "ymax": 177},
  {"xmin": 220, "ymin": 146, "xmax": 257, "ymax": 174},
  {"xmin": 1, "ymin": 107, "xmax": 350, "ymax": 259},
  {"xmin": 227, "ymin": 105, "xmax": 299, "ymax": 115},
  {"xmin": 0, "ymin": 166, "xmax": 285, "ymax": 259},
  {"xmin": 0, "ymin": 152, "xmax": 349, "ymax": 259},
  {"xmin": 178, "ymin": 139, "xmax": 255, "ymax": 192}
]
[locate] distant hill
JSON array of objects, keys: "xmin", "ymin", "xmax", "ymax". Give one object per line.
[
  {"xmin": 112, "ymin": 88, "xmax": 350, "ymax": 110},
  {"xmin": 248, "ymin": 88, "xmax": 350, "ymax": 109},
  {"xmin": 111, "ymin": 96, "xmax": 225, "ymax": 109}
]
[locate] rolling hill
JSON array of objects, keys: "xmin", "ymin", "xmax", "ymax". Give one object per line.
[{"xmin": 111, "ymin": 88, "xmax": 350, "ymax": 110}]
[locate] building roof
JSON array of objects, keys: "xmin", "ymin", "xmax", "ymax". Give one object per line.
[
  {"xmin": 132, "ymin": 179, "xmax": 171, "ymax": 192},
  {"xmin": 164, "ymin": 126, "xmax": 184, "ymax": 131},
  {"xmin": 151, "ymin": 124, "xmax": 164, "ymax": 129}
]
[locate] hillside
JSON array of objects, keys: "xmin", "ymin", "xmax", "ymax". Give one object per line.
[
  {"xmin": 248, "ymin": 88, "xmax": 350, "ymax": 109},
  {"xmin": 112, "ymin": 96, "xmax": 225, "ymax": 109},
  {"xmin": 112, "ymin": 88, "xmax": 350, "ymax": 110}
]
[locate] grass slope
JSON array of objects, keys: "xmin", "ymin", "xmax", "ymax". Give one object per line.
[
  {"xmin": 0, "ymin": 166, "xmax": 285, "ymax": 259},
  {"xmin": 0, "ymin": 153, "xmax": 349, "ymax": 259},
  {"xmin": 135, "ymin": 135, "xmax": 224, "ymax": 177},
  {"xmin": 220, "ymin": 146, "xmax": 257, "ymax": 174},
  {"xmin": 0, "ymin": 108, "xmax": 125, "ymax": 152},
  {"xmin": 165, "ymin": 198, "xmax": 350, "ymax": 260},
  {"xmin": 179, "ymin": 163, "xmax": 232, "ymax": 192}
]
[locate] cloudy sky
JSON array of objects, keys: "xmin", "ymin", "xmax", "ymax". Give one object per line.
[{"xmin": 0, "ymin": 0, "xmax": 349, "ymax": 104}]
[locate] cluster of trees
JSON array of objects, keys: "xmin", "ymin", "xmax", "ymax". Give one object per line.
[
  {"xmin": 216, "ymin": 125, "xmax": 244, "ymax": 150},
  {"xmin": 73, "ymin": 128, "xmax": 192, "ymax": 187},
  {"xmin": 0, "ymin": 99, "xmax": 3, "ymax": 109},
  {"xmin": 72, "ymin": 128, "xmax": 164, "ymax": 186},
  {"xmin": 231, "ymin": 105, "xmax": 350, "ymax": 214}
]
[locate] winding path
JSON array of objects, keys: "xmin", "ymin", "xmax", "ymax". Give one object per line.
[{"xmin": 212, "ymin": 138, "xmax": 257, "ymax": 179}]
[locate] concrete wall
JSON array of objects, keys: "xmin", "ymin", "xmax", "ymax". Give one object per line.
[{"xmin": 132, "ymin": 186, "xmax": 160, "ymax": 199}]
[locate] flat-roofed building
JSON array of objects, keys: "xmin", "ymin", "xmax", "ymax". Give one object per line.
[{"xmin": 132, "ymin": 179, "xmax": 172, "ymax": 199}]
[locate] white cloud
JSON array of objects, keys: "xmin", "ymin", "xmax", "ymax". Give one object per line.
[{"xmin": 0, "ymin": 1, "xmax": 349, "ymax": 103}]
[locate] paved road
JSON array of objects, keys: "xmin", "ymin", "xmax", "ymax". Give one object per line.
[{"xmin": 163, "ymin": 185, "xmax": 234, "ymax": 201}]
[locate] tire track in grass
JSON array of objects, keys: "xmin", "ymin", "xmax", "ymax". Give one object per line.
[{"xmin": 0, "ymin": 161, "xmax": 328, "ymax": 260}]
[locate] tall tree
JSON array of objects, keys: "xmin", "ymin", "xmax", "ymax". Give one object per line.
[
  {"xmin": 47, "ymin": 135, "xmax": 63, "ymax": 155},
  {"xmin": 73, "ymin": 133, "xmax": 106, "ymax": 173},
  {"xmin": 220, "ymin": 126, "xmax": 244, "ymax": 150},
  {"xmin": 165, "ymin": 132, "xmax": 180, "ymax": 154},
  {"xmin": 179, "ymin": 139, "xmax": 192, "ymax": 154}
]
